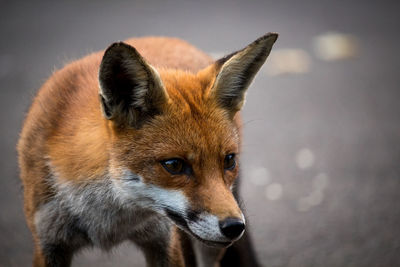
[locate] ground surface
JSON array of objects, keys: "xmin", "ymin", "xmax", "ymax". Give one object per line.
[{"xmin": 1, "ymin": 0, "xmax": 399, "ymax": 266}]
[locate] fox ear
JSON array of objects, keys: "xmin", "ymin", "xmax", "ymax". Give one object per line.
[
  {"xmin": 99, "ymin": 42, "xmax": 168, "ymax": 128},
  {"xmin": 209, "ymin": 33, "xmax": 278, "ymax": 117}
]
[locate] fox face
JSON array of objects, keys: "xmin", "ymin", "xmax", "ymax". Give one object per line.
[{"xmin": 99, "ymin": 33, "xmax": 278, "ymax": 247}]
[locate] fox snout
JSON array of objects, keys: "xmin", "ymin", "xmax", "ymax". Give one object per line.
[
  {"xmin": 188, "ymin": 212, "xmax": 245, "ymax": 246},
  {"xmin": 166, "ymin": 208, "xmax": 245, "ymax": 247},
  {"xmin": 163, "ymin": 183, "xmax": 245, "ymax": 246}
]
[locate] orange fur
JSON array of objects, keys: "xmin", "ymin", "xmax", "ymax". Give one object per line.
[{"xmin": 18, "ymin": 34, "xmax": 278, "ymax": 266}]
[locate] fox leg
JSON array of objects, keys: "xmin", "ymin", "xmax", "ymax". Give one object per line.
[
  {"xmin": 33, "ymin": 241, "xmax": 73, "ymax": 267},
  {"xmin": 220, "ymin": 176, "xmax": 261, "ymax": 267},
  {"xmin": 189, "ymin": 227, "xmax": 259, "ymax": 267},
  {"xmin": 130, "ymin": 219, "xmax": 186, "ymax": 267},
  {"xmin": 32, "ymin": 236, "xmax": 46, "ymax": 267},
  {"xmin": 28, "ymin": 200, "xmax": 85, "ymax": 267},
  {"xmin": 191, "ymin": 238, "xmax": 225, "ymax": 267},
  {"xmin": 30, "ymin": 223, "xmax": 74, "ymax": 267},
  {"xmin": 29, "ymin": 223, "xmax": 73, "ymax": 267},
  {"xmin": 24, "ymin": 202, "xmax": 73, "ymax": 266},
  {"xmin": 220, "ymin": 228, "xmax": 260, "ymax": 267}
]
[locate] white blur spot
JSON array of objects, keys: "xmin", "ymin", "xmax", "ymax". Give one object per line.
[
  {"xmin": 307, "ymin": 190, "xmax": 324, "ymax": 206},
  {"xmin": 265, "ymin": 49, "xmax": 311, "ymax": 76},
  {"xmin": 187, "ymin": 212, "xmax": 230, "ymax": 242},
  {"xmin": 297, "ymin": 173, "xmax": 328, "ymax": 211},
  {"xmin": 296, "ymin": 148, "xmax": 315, "ymax": 170},
  {"xmin": 313, "ymin": 173, "xmax": 329, "ymax": 191},
  {"xmin": 297, "ymin": 191, "xmax": 324, "ymax": 212},
  {"xmin": 265, "ymin": 183, "xmax": 283, "ymax": 201},
  {"xmin": 313, "ymin": 32, "xmax": 359, "ymax": 61},
  {"xmin": 250, "ymin": 167, "xmax": 271, "ymax": 186}
]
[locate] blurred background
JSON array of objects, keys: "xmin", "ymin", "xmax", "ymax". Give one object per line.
[{"xmin": 1, "ymin": 0, "xmax": 399, "ymax": 266}]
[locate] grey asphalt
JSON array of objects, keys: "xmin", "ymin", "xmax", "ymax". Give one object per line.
[{"xmin": 1, "ymin": 0, "xmax": 399, "ymax": 266}]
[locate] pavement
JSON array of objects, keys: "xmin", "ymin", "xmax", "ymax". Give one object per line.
[{"xmin": 1, "ymin": 0, "xmax": 399, "ymax": 266}]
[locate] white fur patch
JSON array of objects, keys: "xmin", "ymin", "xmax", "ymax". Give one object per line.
[
  {"xmin": 188, "ymin": 212, "xmax": 246, "ymax": 243},
  {"xmin": 113, "ymin": 168, "xmax": 189, "ymax": 215},
  {"xmin": 187, "ymin": 213, "xmax": 229, "ymax": 242}
]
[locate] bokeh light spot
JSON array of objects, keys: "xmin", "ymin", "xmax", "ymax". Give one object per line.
[
  {"xmin": 265, "ymin": 49, "xmax": 311, "ymax": 76},
  {"xmin": 250, "ymin": 167, "xmax": 271, "ymax": 186},
  {"xmin": 265, "ymin": 183, "xmax": 283, "ymax": 201},
  {"xmin": 313, "ymin": 173, "xmax": 329, "ymax": 191},
  {"xmin": 296, "ymin": 148, "xmax": 315, "ymax": 170},
  {"xmin": 313, "ymin": 32, "xmax": 359, "ymax": 61}
]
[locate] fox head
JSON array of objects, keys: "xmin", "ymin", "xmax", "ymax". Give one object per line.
[{"xmin": 99, "ymin": 33, "xmax": 278, "ymax": 247}]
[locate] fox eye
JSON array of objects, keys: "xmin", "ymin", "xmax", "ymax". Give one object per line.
[
  {"xmin": 224, "ymin": 154, "xmax": 236, "ymax": 170},
  {"xmin": 161, "ymin": 158, "xmax": 185, "ymax": 175}
]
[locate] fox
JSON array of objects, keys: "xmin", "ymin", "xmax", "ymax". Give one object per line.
[{"xmin": 17, "ymin": 33, "xmax": 278, "ymax": 267}]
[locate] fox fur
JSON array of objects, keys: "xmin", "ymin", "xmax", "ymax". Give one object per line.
[{"xmin": 18, "ymin": 33, "xmax": 278, "ymax": 267}]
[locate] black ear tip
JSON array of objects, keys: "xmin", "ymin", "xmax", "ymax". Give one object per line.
[
  {"xmin": 255, "ymin": 32, "xmax": 279, "ymax": 45},
  {"xmin": 103, "ymin": 41, "xmax": 136, "ymax": 57},
  {"xmin": 267, "ymin": 32, "xmax": 279, "ymax": 42}
]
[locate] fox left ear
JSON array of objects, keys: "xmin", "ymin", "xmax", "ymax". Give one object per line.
[
  {"xmin": 209, "ymin": 33, "xmax": 278, "ymax": 117},
  {"xmin": 99, "ymin": 42, "xmax": 168, "ymax": 128}
]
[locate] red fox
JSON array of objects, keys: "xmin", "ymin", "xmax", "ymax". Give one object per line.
[{"xmin": 18, "ymin": 33, "xmax": 278, "ymax": 267}]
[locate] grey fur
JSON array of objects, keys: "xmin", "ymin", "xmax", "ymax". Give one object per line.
[{"xmin": 34, "ymin": 171, "xmax": 172, "ymax": 264}]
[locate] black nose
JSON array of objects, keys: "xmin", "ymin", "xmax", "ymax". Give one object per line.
[{"xmin": 219, "ymin": 217, "xmax": 245, "ymax": 240}]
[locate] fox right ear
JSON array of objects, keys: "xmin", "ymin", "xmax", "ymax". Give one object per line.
[
  {"xmin": 209, "ymin": 33, "xmax": 278, "ymax": 118},
  {"xmin": 99, "ymin": 42, "xmax": 168, "ymax": 128}
]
